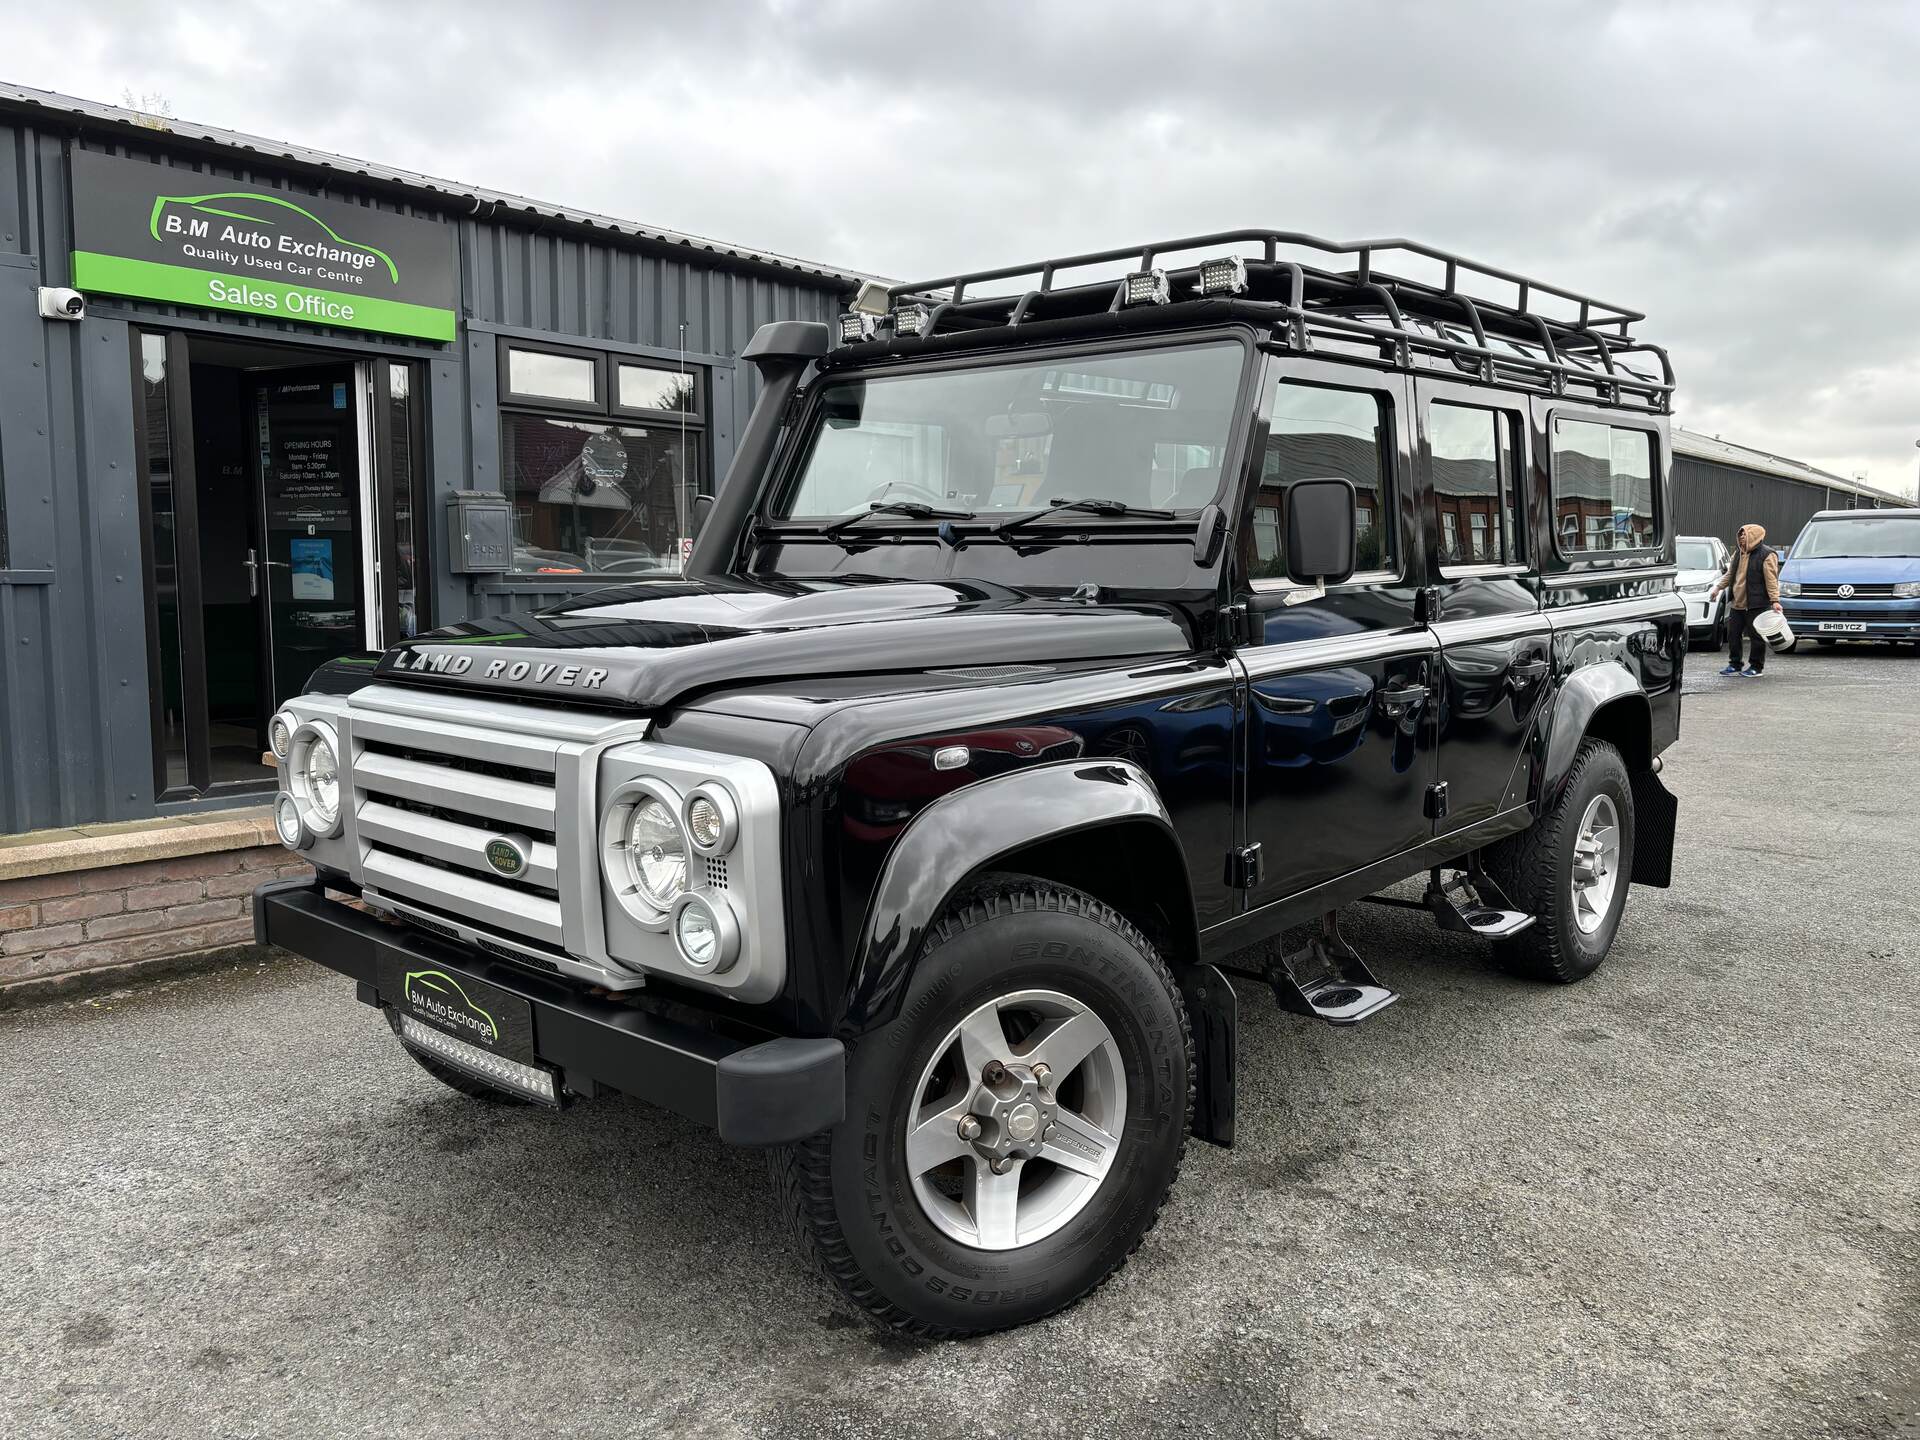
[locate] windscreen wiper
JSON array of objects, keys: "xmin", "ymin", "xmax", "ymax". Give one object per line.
[
  {"xmin": 820, "ymin": 500, "xmax": 976, "ymax": 539},
  {"xmin": 989, "ymin": 496, "xmax": 1177, "ymax": 538}
]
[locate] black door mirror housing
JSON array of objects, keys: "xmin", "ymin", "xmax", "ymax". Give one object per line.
[
  {"xmin": 689, "ymin": 492, "xmax": 716, "ymax": 540},
  {"xmin": 1285, "ymin": 476, "xmax": 1357, "ymax": 585}
]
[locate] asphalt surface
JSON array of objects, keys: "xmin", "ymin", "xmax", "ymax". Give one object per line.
[{"xmin": 4, "ymin": 643, "xmax": 1916, "ymax": 1439}]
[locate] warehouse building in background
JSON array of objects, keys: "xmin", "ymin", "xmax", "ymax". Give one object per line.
[
  {"xmin": 1672, "ymin": 428, "xmax": 1909, "ymax": 548},
  {"xmin": 0, "ymin": 84, "xmax": 857, "ymax": 839}
]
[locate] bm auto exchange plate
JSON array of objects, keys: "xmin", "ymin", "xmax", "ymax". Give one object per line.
[{"xmin": 377, "ymin": 955, "xmax": 537, "ymax": 1064}]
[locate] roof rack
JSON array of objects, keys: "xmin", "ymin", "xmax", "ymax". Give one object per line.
[{"xmin": 871, "ymin": 229, "xmax": 1673, "ymax": 413}]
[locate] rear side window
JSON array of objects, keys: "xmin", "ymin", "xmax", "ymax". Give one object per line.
[
  {"xmin": 1429, "ymin": 401, "xmax": 1524, "ymax": 566},
  {"xmin": 1552, "ymin": 419, "xmax": 1657, "ymax": 554},
  {"xmin": 1254, "ymin": 381, "xmax": 1394, "ymax": 580}
]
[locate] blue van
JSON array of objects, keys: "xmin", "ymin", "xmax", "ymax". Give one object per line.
[{"xmin": 1779, "ymin": 508, "xmax": 1920, "ymax": 649}]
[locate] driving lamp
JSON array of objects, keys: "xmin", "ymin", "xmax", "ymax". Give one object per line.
[
  {"xmin": 892, "ymin": 302, "xmax": 933, "ymax": 338},
  {"xmin": 837, "ymin": 312, "xmax": 877, "ymax": 343},
  {"xmin": 1197, "ymin": 255, "xmax": 1249, "ymax": 297},
  {"xmin": 671, "ymin": 892, "xmax": 740, "ymax": 974},
  {"xmin": 273, "ymin": 793, "xmax": 309, "ymax": 849},
  {"xmin": 1123, "ymin": 268, "xmax": 1170, "ymax": 306}
]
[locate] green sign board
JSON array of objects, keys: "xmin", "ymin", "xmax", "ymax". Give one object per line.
[{"xmin": 68, "ymin": 150, "xmax": 458, "ymax": 342}]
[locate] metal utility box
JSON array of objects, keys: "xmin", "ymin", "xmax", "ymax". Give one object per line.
[{"xmin": 446, "ymin": 491, "xmax": 513, "ymax": 574}]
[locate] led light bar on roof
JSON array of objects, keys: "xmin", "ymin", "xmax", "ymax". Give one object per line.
[{"xmin": 836, "ymin": 312, "xmax": 877, "ymax": 343}]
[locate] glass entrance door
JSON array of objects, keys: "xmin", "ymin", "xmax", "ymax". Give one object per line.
[
  {"xmin": 253, "ymin": 365, "xmax": 367, "ymax": 704},
  {"xmin": 133, "ymin": 330, "xmax": 426, "ymax": 803}
]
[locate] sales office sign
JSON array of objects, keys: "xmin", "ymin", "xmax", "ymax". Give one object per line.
[{"xmin": 68, "ymin": 150, "xmax": 458, "ymax": 342}]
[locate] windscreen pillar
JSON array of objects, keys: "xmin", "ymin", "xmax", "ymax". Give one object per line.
[{"xmin": 686, "ymin": 321, "xmax": 830, "ymax": 579}]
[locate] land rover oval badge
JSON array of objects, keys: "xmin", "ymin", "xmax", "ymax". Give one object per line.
[{"xmin": 484, "ymin": 835, "xmax": 531, "ymax": 878}]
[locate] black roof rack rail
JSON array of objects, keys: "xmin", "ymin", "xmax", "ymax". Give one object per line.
[{"xmin": 861, "ymin": 229, "xmax": 1672, "ymax": 413}]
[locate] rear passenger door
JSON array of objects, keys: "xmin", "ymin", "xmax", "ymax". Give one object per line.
[
  {"xmin": 1415, "ymin": 377, "xmax": 1551, "ymax": 835},
  {"xmin": 1237, "ymin": 357, "xmax": 1439, "ymax": 911}
]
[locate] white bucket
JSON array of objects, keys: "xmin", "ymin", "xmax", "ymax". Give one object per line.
[{"xmin": 1751, "ymin": 609, "xmax": 1794, "ymax": 651}]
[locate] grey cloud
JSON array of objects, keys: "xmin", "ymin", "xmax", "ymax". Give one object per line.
[{"xmin": 11, "ymin": 0, "xmax": 1919, "ymax": 493}]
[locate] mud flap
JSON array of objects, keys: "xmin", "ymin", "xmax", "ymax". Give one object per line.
[
  {"xmin": 1630, "ymin": 767, "xmax": 1679, "ymax": 888},
  {"xmin": 1174, "ymin": 964, "xmax": 1237, "ymax": 1148}
]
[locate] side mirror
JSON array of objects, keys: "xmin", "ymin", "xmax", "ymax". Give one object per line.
[
  {"xmin": 1286, "ymin": 477, "xmax": 1357, "ymax": 585},
  {"xmin": 689, "ymin": 492, "xmax": 716, "ymax": 539}
]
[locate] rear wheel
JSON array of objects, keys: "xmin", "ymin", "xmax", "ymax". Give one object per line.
[
  {"xmin": 773, "ymin": 878, "xmax": 1192, "ymax": 1337},
  {"xmin": 1485, "ymin": 738, "xmax": 1635, "ymax": 983}
]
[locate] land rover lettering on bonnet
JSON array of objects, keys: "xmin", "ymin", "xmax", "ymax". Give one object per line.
[{"xmin": 256, "ymin": 229, "xmax": 1685, "ymax": 1338}]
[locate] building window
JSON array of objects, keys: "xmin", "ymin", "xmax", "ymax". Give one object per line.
[
  {"xmin": 1430, "ymin": 401, "xmax": 1524, "ymax": 566},
  {"xmin": 1552, "ymin": 418, "xmax": 1658, "ymax": 554},
  {"xmin": 499, "ymin": 342, "xmax": 706, "ymax": 578},
  {"xmin": 1253, "ymin": 380, "xmax": 1394, "ymax": 581}
]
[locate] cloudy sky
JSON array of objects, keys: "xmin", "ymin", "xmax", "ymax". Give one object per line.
[{"xmin": 11, "ymin": 0, "xmax": 1919, "ymax": 495}]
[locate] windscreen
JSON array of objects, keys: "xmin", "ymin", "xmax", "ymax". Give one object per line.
[
  {"xmin": 1676, "ymin": 540, "xmax": 1717, "ymax": 570},
  {"xmin": 770, "ymin": 341, "xmax": 1245, "ymax": 520},
  {"xmin": 1796, "ymin": 516, "xmax": 1920, "ymax": 558}
]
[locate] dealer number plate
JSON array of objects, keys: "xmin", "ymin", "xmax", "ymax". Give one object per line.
[{"xmin": 377, "ymin": 955, "xmax": 537, "ymax": 1064}]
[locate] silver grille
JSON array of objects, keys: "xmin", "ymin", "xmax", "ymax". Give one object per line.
[{"xmin": 348, "ymin": 703, "xmax": 568, "ymax": 951}]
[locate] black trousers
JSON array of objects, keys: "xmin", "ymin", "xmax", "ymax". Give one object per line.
[{"xmin": 1728, "ymin": 608, "xmax": 1766, "ymax": 671}]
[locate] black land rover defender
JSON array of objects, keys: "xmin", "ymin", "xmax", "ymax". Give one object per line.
[{"xmin": 256, "ymin": 230, "xmax": 1684, "ymax": 1337}]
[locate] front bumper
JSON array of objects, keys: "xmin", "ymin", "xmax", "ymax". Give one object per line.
[
  {"xmin": 255, "ymin": 880, "xmax": 844, "ymax": 1145},
  {"xmin": 1782, "ymin": 600, "xmax": 1920, "ymax": 640}
]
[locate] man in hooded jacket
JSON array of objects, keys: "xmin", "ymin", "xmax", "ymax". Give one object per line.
[{"xmin": 1709, "ymin": 523, "xmax": 1782, "ymax": 675}]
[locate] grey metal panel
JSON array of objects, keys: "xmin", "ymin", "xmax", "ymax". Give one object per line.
[{"xmin": 1670, "ymin": 455, "xmax": 1878, "ymax": 545}]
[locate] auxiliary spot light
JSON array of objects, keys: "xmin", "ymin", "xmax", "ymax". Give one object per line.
[
  {"xmin": 1123, "ymin": 268, "xmax": 1170, "ymax": 306},
  {"xmin": 837, "ymin": 312, "xmax": 877, "ymax": 343},
  {"xmin": 892, "ymin": 302, "xmax": 933, "ymax": 338},
  {"xmin": 1197, "ymin": 255, "xmax": 1249, "ymax": 297}
]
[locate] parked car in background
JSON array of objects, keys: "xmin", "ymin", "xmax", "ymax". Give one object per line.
[
  {"xmin": 1779, "ymin": 509, "xmax": 1920, "ymax": 650},
  {"xmin": 1675, "ymin": 534, "xmax": 1728, "ymax": 647}
]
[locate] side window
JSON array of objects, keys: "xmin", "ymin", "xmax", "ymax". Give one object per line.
[
  {"xmin": 1552, "ymin": 418, "xmax": 1658, "ymax": 554},
  {"xmin": 1429, "ymin": 401, "xmax": 1525, "ymax": 567},
  {"xmin": 1255, "ymin": 381, "xmax": 1393, "ymax": 581}
]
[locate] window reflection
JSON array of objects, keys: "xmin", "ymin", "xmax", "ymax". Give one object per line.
[{"xmin": 503, "ymin": 416, "xmax": 697, "ymax": 576}]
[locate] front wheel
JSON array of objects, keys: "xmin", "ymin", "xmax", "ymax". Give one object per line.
[
  {"xmin": 1485, "ymin": 738, "xmax": 1635, "ymax": 983},
  {"xmin": 773, "ymin": 878, "xmax": 1192, "ymax": 1337}
]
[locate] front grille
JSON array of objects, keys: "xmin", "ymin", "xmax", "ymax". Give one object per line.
[
  {"xmin": 348, "ymin": 711, "xmax": 567, "ymax": 951},
  {"xmin": 1798, "ymin": 583, "xmax": 1897, "ymax": 598},
  {"xmin": 1789, "ymin": 606, "xmax": 1916, "ymax": 623}
]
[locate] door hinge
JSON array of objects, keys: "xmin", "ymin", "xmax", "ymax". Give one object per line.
[
  {"xmin": 1227, "ymin": 842, "xmax": 1264, "ymax": 890},
  {"xmin": 1414, "ymin": 586, "xmax": 1443, "ymax": 624},
  {"xmin": 1425, "ymin": 782, "xmax": 1450, "ymax": 820},
  {"xmin": 1218, "ymin": 603, "xmax": 1261, "ymax": 650}
]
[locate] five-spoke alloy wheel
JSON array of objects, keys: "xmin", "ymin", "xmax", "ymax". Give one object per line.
[{"xmin": 773, "ymin": 878, "xmax": 1192, "ymax": 1338}]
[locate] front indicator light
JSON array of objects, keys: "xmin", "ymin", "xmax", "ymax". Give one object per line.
[
  {"xmin": 268, "ymin": 710, "xmax": 297, "ymax": 761},
  {"xmin": 671, "ymin": 892, "xmax": 740, "ymax": 974},
  {"xmin": 683, "ymin": 783, "xmax": 739, "ymax": 856}
]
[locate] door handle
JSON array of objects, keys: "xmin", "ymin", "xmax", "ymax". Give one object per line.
[
  {"xmin": 1377, "ymin": 683, "xmax": 1429, "ymax": 716},
  {"xmin": 1510, "ymin": 659, "xmax": 1549, "ymax": 678}
]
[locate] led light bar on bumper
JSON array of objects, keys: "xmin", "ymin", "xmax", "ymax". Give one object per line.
[{"xmin": 400, "ymin": 1014, "xmax": 558, "ymax": 1103}]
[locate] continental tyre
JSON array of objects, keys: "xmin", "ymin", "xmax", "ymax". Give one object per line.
[
  {"xmin": 773, "ymin": 877, "xmax": 1193, "ymax": 1337},
  {"xmin": 404, "ymin": 1045, "xmax": 533, "ymax": 1105},
  {"xmin": 1485, "ymin": 738, "xmax": 1635, "ymax": 984}
]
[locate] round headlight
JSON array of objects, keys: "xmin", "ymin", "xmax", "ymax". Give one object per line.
[
  {"xmin": 273, "ymin": 793, "xmax": 310, "ymax": 849},
  {"xmin": 671, "ymin": 892, "xmax": 740, "ymax": 974},
  {"xmin": 268, "ymin": 711, "xmax": 297, "ymax": 761},
  {"xmin": 288, "ymin": 721, "xmax": 342, "ymax": 835},
  {"xmin": 625, "ymin": 795, "xmax": 688, "ymax": 910},
  {"xmin": 683, "ymin": 783, "xmax": 738, "ymax": 856}
]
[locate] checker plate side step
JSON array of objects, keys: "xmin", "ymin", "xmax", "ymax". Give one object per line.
[
  {"xmin": 1266, "ymin": 913, "xmax": 1399, "ymax": 1026},
  {"xmin": 1426, "ymin": 863, "xmax": 1536, "ymax": 939}
]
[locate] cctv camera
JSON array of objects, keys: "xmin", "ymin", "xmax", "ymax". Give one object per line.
[{"xmin": 37, "ymin": 287, "xmax": 86, "ymax": 321}]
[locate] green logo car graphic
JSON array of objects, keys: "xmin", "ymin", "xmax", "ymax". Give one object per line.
[
  {"xmin": 402, "ymin": 969, "xmax": 498, "ymax": 1045},
  {"xmin": 148, "ymin": 190, "xmax": 401, "ymax": 282}
]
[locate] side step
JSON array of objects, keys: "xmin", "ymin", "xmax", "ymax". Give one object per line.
[
  {"xmin": 1266, "ymin": 913, "xmax": 1399, "ymax": 1026},
  {"xmin": 1424, "ymin": 863, "xmax": 1536, "ymax": 940}
]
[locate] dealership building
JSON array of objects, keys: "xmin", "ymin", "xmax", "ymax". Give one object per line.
[{"xmin": 0, "ymin": 85, "xmax": 858, "ymax": 985}]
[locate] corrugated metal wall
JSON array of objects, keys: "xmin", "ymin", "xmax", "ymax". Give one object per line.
[
  {"xmin": 0, "ymin": 114, "xmax": 843, "ymax": 834},
  {"xmin": 1672, "ymin": 456, "xmax": 1895, "ymax": 548}
]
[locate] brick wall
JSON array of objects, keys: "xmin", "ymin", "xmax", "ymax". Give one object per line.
[{"xmin": 0, "ymin": 845, "xmax": 312, "ymax": 988}]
